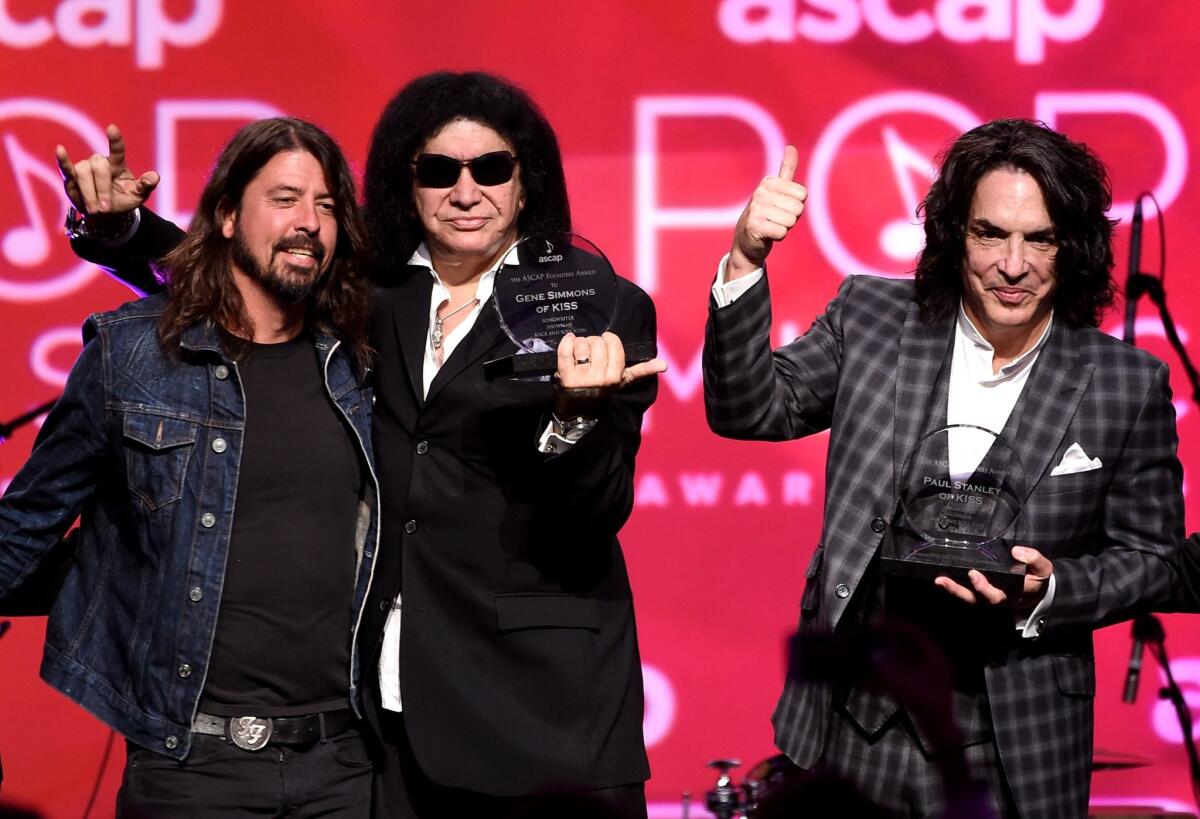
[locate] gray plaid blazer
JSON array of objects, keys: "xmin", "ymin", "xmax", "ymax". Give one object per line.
[{"xmin": 703, "ymin": 273, "xmax": 1184, "ymax": 817}]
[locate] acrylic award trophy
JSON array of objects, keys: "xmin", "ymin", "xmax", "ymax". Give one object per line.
[
  {"xmin": 483, "ymin": 233, "xmax": 655, "ymax": 380},
  {"xmin": 881, "ymin": 424, "xmax": 1029, "ymax": 596}
]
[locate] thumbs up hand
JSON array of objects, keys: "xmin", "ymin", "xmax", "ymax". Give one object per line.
[{"xmin": 727, "ymin": 145, "xmax": 808, "ymax": 281}]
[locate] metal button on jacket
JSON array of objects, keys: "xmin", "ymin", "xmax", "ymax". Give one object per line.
[
  {"xmin": 200, "ymin": 513, "xmax": 216, "ymax": 528},
  {"xmin": 214, "ymin": 365, "xmax": 229, "ymax": 380},
  {"xmin": 870, "ymin": 517, "xmax": 886, "ymax": 533},
  {"xmin": 835, "ymin": 583, "xmax": 851, "ymax": 599},
  {"xmin": 404, "ymin": 520, "xmax": 417, "ymax": 534},
  {"xmin": 188, "ymin": 587, "xmax": 203, "ymax": 603},
  {"xmin": 211, "ymin": 437, "xmax": 227, "ymax": 454},
  {"xmin": 416, "ymin": 441, "xmax": 429, "ymax": 455}
]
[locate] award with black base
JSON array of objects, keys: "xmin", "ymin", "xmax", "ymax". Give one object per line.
[
  {"xmin": 882, "ymin": 424, "xmax": 1029, "ymax": 597},
  {"xmin": 483, "ymin": 233, "xmax": 656, "ymax": 380}
]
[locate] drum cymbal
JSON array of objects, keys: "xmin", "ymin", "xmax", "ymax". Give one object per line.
[{"xmin": 1092, "ymin": 746, "xmax": 1154, "ymax": 770}]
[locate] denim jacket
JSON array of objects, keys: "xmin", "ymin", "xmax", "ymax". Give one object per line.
[{"xmin": 0, "ymin": 294, "xmax": 379, "ymax": 759}]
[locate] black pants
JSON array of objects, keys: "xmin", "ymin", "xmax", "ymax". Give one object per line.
[
  {"xmin": 371, "ymin": 710, "xmax": 647, "ymax": 819},
  {"xmin": 116, "ymin": 728, "xmax": 373, "ymax": 818}
]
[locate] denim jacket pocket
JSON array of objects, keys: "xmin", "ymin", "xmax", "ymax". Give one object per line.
[{"xmin": 123, "ymin": 413, "xmax": 197, "ymax": 510}]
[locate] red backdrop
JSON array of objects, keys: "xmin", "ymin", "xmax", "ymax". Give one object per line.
[{"xmin": 1, "ymin": 1, "xmax": 1198, "ymax": 815}]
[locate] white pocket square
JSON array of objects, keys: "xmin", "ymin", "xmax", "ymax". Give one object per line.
[{"xmin": 1050, "ymin": 442, "xmax": 1102, "ymax": 476}]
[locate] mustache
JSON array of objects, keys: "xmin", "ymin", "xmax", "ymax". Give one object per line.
[{"xmin": 273, "ymin": 236, "xmax": 327, "ymax": 263}]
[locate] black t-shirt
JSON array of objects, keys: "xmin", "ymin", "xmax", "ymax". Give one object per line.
[{"xmin": 199, "ymin": 333, "xmax": 363, "ymax": 717}]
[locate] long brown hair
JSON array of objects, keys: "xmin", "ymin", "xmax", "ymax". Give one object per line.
[{"xmin": 159, "ymin": 117, "xmax": 373, "ymax": 370}]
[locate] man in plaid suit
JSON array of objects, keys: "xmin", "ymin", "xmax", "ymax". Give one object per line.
[{"xmin": 703, "ymin": 119, "xmax": 1184, "ymax": 816}]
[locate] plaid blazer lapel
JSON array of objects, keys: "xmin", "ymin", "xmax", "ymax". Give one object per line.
[
  {"xmin": 1004, "ymin": 322, "xmax": 1094, "ymax": 504},
  {"xmin": 892, "ymin": 303, "xmax": 955, "ymax": 499},
  {"xmin": 841, "ymin": 303, "xmax": 954, "ymax": 740}
]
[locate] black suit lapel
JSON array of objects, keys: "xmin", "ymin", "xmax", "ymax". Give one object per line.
[
  {"xmin": 391, "ymin": 266, "xmax": 432, "ymax": 405},
  {"xmin": 424, "ymin": 295, "xmax": 515, "ymax": 405}
]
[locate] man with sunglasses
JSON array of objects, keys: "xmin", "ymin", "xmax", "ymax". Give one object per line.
[
  {"xmin": 61, "ymin": 72, "xmax": 663, "ymax": 819},
  {"xmin": 412, "ymin": 148, "xmax": 519, "ymax": 187}
]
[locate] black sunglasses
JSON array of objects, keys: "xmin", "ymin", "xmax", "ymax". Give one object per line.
[{"xmin": 411, "ymin": 151, "xmax": 518, "ymax": 188}]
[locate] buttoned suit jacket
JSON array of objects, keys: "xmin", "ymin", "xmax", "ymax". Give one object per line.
[
  {"xmin": 74, "ymin": 211, "xmax": 657, "ymax": 795},
  {"xmin": 361, "ymin": 265, "xmax": 655, "ymax": 795},
  {"xmin": 703, "ymin": 273, "xmax": 1183, "ymax": 817}
]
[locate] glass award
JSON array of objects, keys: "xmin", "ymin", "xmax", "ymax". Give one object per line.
[
  {"xmin": 881, "ymin": 424, "xmax": 1029, "ymax": 596},
  {"xmin": 484, "ymin": 233, "xmax": 655, "ymax": 380}
]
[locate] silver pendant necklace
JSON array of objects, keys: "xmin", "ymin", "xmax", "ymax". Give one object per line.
[{"xmin": 430, "ymin": 297, "xmax": 480, "ymax": 351}]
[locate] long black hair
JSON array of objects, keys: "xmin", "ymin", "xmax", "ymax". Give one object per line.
[
  {"xmin": 363, "ymin": 71, "xmax": 571, "ymax": 278},
  {"xmin": 914, "ymin": 118, "xmax": 1116, "ymax": 327}
]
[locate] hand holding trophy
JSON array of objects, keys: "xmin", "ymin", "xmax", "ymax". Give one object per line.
[{"xmin": 882, "ymin": 424, "xmax": 1030, "ymax": 597}]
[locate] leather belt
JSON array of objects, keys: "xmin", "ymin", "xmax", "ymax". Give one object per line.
[{"xmin": 192, "ymin": 709, "xmax": 358, "ymax": 751}]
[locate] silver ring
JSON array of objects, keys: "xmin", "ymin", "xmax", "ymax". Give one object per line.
[{"xmin": 574, "ymin": 357, "xmax": 590, "ymax": 365}]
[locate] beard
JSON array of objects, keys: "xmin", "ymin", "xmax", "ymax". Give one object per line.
[{"xmin": 231, "ymin": 228, "xmax": 327, "ymax": 306}]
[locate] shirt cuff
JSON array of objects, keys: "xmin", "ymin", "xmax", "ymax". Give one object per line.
[
  {"xmin": 538, "ymin": 422, "xmax": 576, "ymax": 454},
  {"xmin": 537, "ymin": 418, "xmax": 598, "ymax": 454},
  {"xmin": 1016, "ymin": 573, "xmax": 1056, "ymax": 638},
  {"xmin": 711, "ymin": 252, "xmax": 764, "ymax": 308}
]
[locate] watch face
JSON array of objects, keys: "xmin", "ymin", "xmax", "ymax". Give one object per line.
[{"xmin": 560, "ymin": 416, "xmax": 598, "ymax": 441}]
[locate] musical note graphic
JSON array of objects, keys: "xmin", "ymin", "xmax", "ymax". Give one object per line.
[
  {"xmin": 0, "ymin": 97, "xmax": 108, "ymax": 302},
  {"xmin": 878, "ymin": 125, "xmax": 937, "ymax": 262},
  {"xmin": 807, "ymin": 91, "xmax": 979, "ymax": 279},
  {"xmin": 2, "ymin": 132, "xmax": 65, "ymax": 268}
]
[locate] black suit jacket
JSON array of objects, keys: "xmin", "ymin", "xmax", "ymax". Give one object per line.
[{"xmin": 76, "ymin": 213, "xmax": 655, "ymax": 794}]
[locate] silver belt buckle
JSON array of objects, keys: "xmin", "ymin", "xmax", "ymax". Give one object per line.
[{"xmin": 229, "ymin": 716, "xmax": 273, "ymax": 751}]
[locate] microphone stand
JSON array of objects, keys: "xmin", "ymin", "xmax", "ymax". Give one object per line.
[
  {"xmin": 0, "ymin": 397, "xmax": 59, "ymax": 443},
  {"xmin": 0, "ymin": 397, "xmax": 60, "ymax": 629},
  {"xmin": 0, "ymin": 398, "xmax": 58, "ymax": 793},
  {"xmin": 1121, "ymin": 195, "xmax": 1200, "ymax": 808},
  {"xmin": 1123, "ymin": 272, "xmax": 1200, "ymax": 406},
  {"xmin": 1138, "ymin": 616, "xmax": 1200, "ymax": 809}
]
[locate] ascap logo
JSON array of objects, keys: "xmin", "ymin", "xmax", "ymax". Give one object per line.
[
  {"xmin": 539, "ymin": 239, "xmax": 562, "ymax": 262},
  {"xmin": 716, "ymin": 0, "xmax": 1104, "ymax": 64},
  {"xmin": 0, "ymin": 0, "xmax": 224, "ymax": 69}
]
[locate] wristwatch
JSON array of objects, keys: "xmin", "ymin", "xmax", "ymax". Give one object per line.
[
  {"xmin": 64, "ymin": 207, "xmax": 136, "ymax": 242},
  {"xmin": 551, "ymin": 413, "xmax": 598, "ymax": 442}
]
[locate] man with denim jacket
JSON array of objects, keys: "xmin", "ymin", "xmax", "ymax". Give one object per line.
[{"xmin": 0, "ymin": 118, "xmax": 379, "ymax": 817}]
